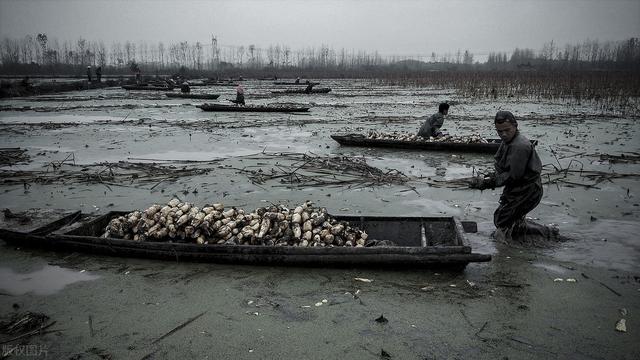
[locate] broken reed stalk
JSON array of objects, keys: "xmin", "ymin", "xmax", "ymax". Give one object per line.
[{"xmin": 152, "ymin": 311, "xmax": 207, "ymax": 344}]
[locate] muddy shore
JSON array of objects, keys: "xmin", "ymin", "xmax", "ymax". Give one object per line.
[{"xmin": 0, "ymin": 79, "xmax": 638, "ymax": 359}]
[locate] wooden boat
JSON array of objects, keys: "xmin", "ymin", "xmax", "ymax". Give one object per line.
[
  {"xmin": 182, "ymin": 80, "xmax": 220, "ymax": 86},
  {"xmin": 165, "ymin": 93, "xmax": 220, "ymax": 99},
  {"xmin": 0, "ymin": 211, "xmax": 490, "ymax": 269},
  {"xmin": 206, "ymin": 81, "xmax": 239, "ymax": 87},
  {"xmin": 273, "ymin": 81, "xmax": 320, "ymax": 86},
  {"xmin": 197, "ymin": 103, "xmax": 310, "ymax": 113},
  {"xmin": 331, "ymin": 134, "xmax": 538, "ymax": 154},
  {"xmin": 122, "ymin": 84, "xmax": 172, "ymax": 91},
  {"xmin": 271, "ymin": 88, "xmax": 332, "ymax": 94}
]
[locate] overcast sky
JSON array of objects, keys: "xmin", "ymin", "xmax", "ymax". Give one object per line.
[{"xmin": 1, "ymin": 0, "xmax": 639, "ymax": 56}]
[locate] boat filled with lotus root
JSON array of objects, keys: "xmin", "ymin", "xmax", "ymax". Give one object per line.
[
  {"xmin": 197, "ymin": 103, "xmax": 310, "ymax": 112},
  {"xmin": 331, "ymin": 131, "xmax": 537, "ymax": 154},
  {"xmin": 0, "ymin": 199, "xmax": 490, "ymax": 269}
]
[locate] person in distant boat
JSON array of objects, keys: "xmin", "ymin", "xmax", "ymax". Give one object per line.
[
  {"xmin": 295, "ymin": 77, "xmax": 300, "ymax": 84},
  {"xmin": 95, "ymin": 66, "xmax": 102, "ymax": 83},
  {"xmin": 304, "ymin": 82, "xmax": 314, "ymax": 94},
  {"xmin": 87, "ymin": 66, "xmax": 92, "ymax": 82},
  {"xmin": 181, "ymin": 82, "xmax": 191, "ymax": 93},
  {"xmin": 418, "ymin": 102, "xmax": 449, "ymax": 138},
  {"xmin": 21, "ymin": 76, "xmax": 33, "ymax": 93},
  {"xmin": 469, "ymin": 111, "xmax": 554, "ymax": 242},
  {"xmin": 235, "ymin": 84, "xmax": 245, "ymax": 106}
]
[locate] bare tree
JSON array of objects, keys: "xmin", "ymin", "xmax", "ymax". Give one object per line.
[
  {"xmin": 283, "ymin": 46, "xmax": 290, "ymax": 66},
  {"xmin": 158, "ymin": 42, "xmax": 165, "ymax": 67},
  {"xmin": 97, "ymin": 41, "xmax": 106, "ymax": 66},
  {"xmin": 77, "ymin": 37, "xmax": 87, "ymax": 65},
  {"xmin": 1, "ymin": 38, "xmax": 20, "ymax": 64},
  {"xmin": 248, "ymin": 44, "xmax": 255, "ymax": 66},
  {"xmin": 237, "ymin": 45, "xmax": 245, "ymax": 66},
  {"xmin": 36, "ymin": 33, "xmax": 48, "ymax": 64},
  {"xmin": 195, "ymin": 41, "xmax": 203, "ymax": 69},
  {"xmin": 21, "ymin": 35, "xmax": 34, "ymax": 64},
  {"xmin": 124, "ymin": 41, "xmax": 134, "ymax": 63},
  {"xmin": 463, "ymin": 50, "xmax": 474, "ymax": 65},
  {"xmin": 179, "ymin": 41, "xmax": 188, "ymax": 66}
]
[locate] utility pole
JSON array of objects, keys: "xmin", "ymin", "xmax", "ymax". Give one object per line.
[{"xmin": 211, "ymin": 35, "xmax": 219, "ymax": 70}]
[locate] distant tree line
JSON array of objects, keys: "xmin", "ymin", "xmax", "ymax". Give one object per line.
[
  {"xmin": 1, "ymin": 35, "xmax": 638, "ymax": 77},
  {"xmin": 485, "ymin": 39, "xmax": 640, "ymax": 71}
]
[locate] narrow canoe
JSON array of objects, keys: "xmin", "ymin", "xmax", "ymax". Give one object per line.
[
  {"xmin": 331, "ymin": 134, "xmax": 538, "ymax": 154},
  {"xmin": 165, "ymin": 93, "xmax": 220, "ymax": 99},
  {"xmin": 207, "ymin": 82, "xmax": 239, "ymax": 87},
  {"xmin": 271, "ymin": 88, "xmax": 332, "ymax": 94},
  {"xmin": 273, "ymin": 81, "xmax": 320, "ymax": 86},
  {"xmin": 122, "ymin": 84, "xmax": 172, "ymax": 91},
  {"xmin": 0, "ymin": 211, "xmax": 489, "ymax": 269},
  {"xmin": 197, "ymin": 103, "xmax": 310, "ymax": 113}
]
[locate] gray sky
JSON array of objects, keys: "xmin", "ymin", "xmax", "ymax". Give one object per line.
[{"xmin": 1, "ymin": 0, "xmax": 639, "ymax": 56}]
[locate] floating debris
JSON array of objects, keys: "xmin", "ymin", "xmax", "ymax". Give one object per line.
[
  {"xmin": 0, "ymin": 147, "xmax": 30, "ymax": 166},
  {"xmin": 2, "ymin": 209, "xmax": 32, "ymax": 224},
  {"xmin": 615, "ymin": 319, "xmax": 627, "ymax": 332},
  {"xmin": 595, "ymin": 153, "xmax": 640, "ymax": 164},
  {"xmin": 0, "ymin": 312, "xmax": 49, "ymax": 335},
  {"xmin": 354, "ymin": 277, "xmax": 373, "ymax": 283},
  {"xmin": 375, "ymin": 314, "xmax": 388, "ymax": 324},
  {"xmin": 232, "ymin": 152, "xmax": 411, "ymax": 189}
]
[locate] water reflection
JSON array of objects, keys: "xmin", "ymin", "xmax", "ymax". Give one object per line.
[{"xmin": 0, "ymin": 265, "xmax": 100, "ymax": 295}]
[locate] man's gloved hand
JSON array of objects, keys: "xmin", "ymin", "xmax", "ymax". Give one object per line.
[
  {"xmin": 469, "ymin": 176, "xmax": 495, "ymax": 190},
  {"xmin": 468, "ymin": 176, "xmax": 484, "ymax": 189}
]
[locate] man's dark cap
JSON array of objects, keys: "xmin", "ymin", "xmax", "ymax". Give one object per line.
[{"xmin": 495, "ymin": 111, "xmax": 517, "ymax": 126}]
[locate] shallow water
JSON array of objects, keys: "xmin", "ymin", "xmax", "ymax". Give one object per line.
[{"xmin": 0, "ymin": 265, "xmax": 100, "ymax": 295}]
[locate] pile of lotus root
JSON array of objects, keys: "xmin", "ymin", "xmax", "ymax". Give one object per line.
[
  {"xmin": 104, "ymin": 199, "xmax": 369, "ymax": 247},
  {"xmin": 367, "ymin": 130, "xmax": 488, "ymax": 143}
]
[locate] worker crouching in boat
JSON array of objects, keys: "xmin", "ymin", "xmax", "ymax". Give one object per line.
[
  {"xmin": 469, "ymin": 111, "xmax": 557, "ymax": 242},
  {"xmin": 304, "ymin": 80, "xmax": 314, "ymax": 94},
  {"xmin": 418, "ymin": 102, "xmax": 449, "ymax": 139}
]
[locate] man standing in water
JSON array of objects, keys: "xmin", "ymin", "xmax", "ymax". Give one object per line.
[
  {"xmin": 470, "ymin": 111, "xmax": 552, "ymax": 241},
  {"xmin": 86, "ymin": 66, "xmax": 92, "ymax": 82},
  {"xmin": 235, "ymin": 84, "xmax": 245, "ymax": 106},
  {"xmin": 418, "ymin": 103, "xmax": 449, "ymax": 138}
]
